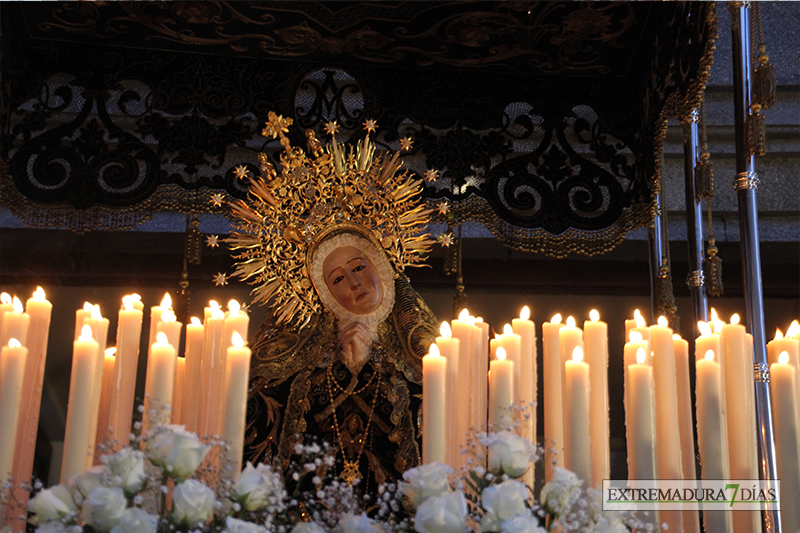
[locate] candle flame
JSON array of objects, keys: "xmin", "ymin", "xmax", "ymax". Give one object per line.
[
  {"xmin": 657, "ymin": 316, "xmax": 668, "ymax": 327},
  {"xmin": 458, "ymin": 308, "xmax": 469, "ymax": 321},
  {"xmin": 83, "ymin": 302, "xmax": 94, "ymax": 312},
  {"xmin": 232, "ymin": 331, "xmax": 245, "ymax": 348},
  {"xmin": 698, "ymin": 321, "xmax": 712, "ymax": 337},
  {"xmin": 590, "ymin": 309, "xmax": 599, "ymax": 322},
  {"xmin": 550, "ymin": 313, "xmax": 562, "ymax": 324},
  {"xmin": 212, "ymin": 307, "xmax": 225, "ymax": 320},
  {"xmin": 209, "ymin": 300, "xmax": 220, "ymax": 310},
  {"xmin": 636, "ymin": 347, "xmax": 645, "ymax": 365},
  {"xmin": 33, "ymin": 287, "xmax": 46, "ymax": 300},
  {"xmin": 161, "ymin": 310, "xmax": 176, "ymax": 323},
  {"xmin": 730, "ymin": 313, "xmax": 740, "ymax": 326},
  {"xmin": 191, "ymin": 317, "xmax": 201, "ymax": 326},
  {"xmin": 629, "ymin": 331, "xmax": 643, "ymax": 343},
  {"xmin": 161, "ymin": 293, "xmax": 172, "ymax": 309},
  {"xmin": 786, "ymin": 320, "xmax": 800, "ymax": 338},
  {"xmin": 228, "ymin": 299, "xmax": 240, "ymax": 315},
  {"xmin": 7, "ymin": 338, "xmax": 21, "ymax": 349},
  {"xmin": 122, "ymin": 295, "xmax": 137, "ymax": 312},
  {"xmin": 496, "ymin": 347, "xmax": 507, "ymax": 361},
  {"xmin": 465, "ymin": 315, "xmax": 476, "ymax": 326},
  {"xmin": 0, "ymin": 293, "xmax": 11, "ymax": 305},
  {"xmin": 80, "ymin": 324, "xmax": 93, "ymax": 340},
  {"xmin": 712, "ymin": 318, "xmax": 725, "ymax": 335},
  {"xmin": 503, "ymin": 324, "xmax": 513, "ymax": 336},
  {"xmin": 105, "ymin": 347, "xmax": 117, "ymax": 357},
  {"xmin": 779, "ymin": 351, "xmax": 790, "ymax": 365},
  {"xmin": 520, "ymin": 306, "xmax": 530, "ymax": 321},
  {"xmin": 572, "ymin": 346, "xmax": 583, "ymax": 363},
  {"xmin": 566, "ymin": 316, "xmax": 576, "ymax": 328},
  {"xmin": 475, "ymin": 317, "xmax": 484, "ymax": 324},
  {"xmin": 710, "ymin": 308, "xmax": 719, "ymax": 322},
  {"xmin": 156, "ymin": 332, "xmax": 169, "ymax": 345},
  {"xmin": 673, "ymin": 333, "xmax": 682, "ymax": 340},
  {"xmin": 429, "ymin": 344, "xmax": 440, "ymax": 357},
  {"xmin": 440, "ymin": 321, "xmax": 452, "ymax": 338},
  {"xmin": 704, "ymin": 350, "xmax": 714, "ymax": 362},
  {"xmin": 634, "ymin": 309, "xmax": 646, "ymax": 328},
  {"xmin": 91, "ymin": 305, "xmax": 103, "ymax": 321},
  {"xmin": 774, "ymin": 328, "xmax": 784, "ymax": 341},
  {"xmin": 12, "ymin": 296, "xmax": 23, "ymax": 314}
]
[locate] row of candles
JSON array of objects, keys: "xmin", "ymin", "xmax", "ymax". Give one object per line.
[{"xmin": 0, "ymin": 290, "xmax": 253, "ymax": 529}]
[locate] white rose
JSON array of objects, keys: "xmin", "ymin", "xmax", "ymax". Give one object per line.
[
  {"xmin": 81, "ymin": 486, "xmax": 127, "ymax": 532},
  {"xmin": 290, "ymin": 522, "xmax": 326, "ymax": 533},
  {"xmin": 233, "ymin": 462, "xmax": 284, "ymax": 512},
  {"xmin": 479, "ymin": 480, "xmax": 529, "ymax": 532},
  {"xmin": 146, "ymin": 425, "xmax": 209, "ymax": 479},
  {"xmin": 414, "ymin": 490, "xmax": 467, "ymax": 533},
  {"xmin": 223, "ymin": 516, "xmax": 266, "ymax": 533},
  {"xmin": 70, "ymin": 465, "xmax": 106, "ymax": 505},
  {"xmin": 108, "ymin": 448, "xmax": 146, "ymax": 496},
  {"xmin": 480, "ymin": 432, "xmax": 536, "ymax": 479},
  {"xmin": 172, "ymin": 479, "xmax": 215, "ymax": 527},
  {"xmin": 501, "ymin": 515, "xmax": 546, "ymax": 533},
  {"xmin": 539, "ymin": 467, "xmax": 582, "ymax": 514},
  {"xmin": 28, "ymin": 485, "xmax": 77, "ymax": 524},
  {"xmin": 109, "ymin": 508, "xmax": 157, "ymax": 533},
  {"xmin": 398, "ymin": 462, "xmax": 453, "ymax": 507},
  {"xmin": 338, "ymin": 512, "xmax": 382, "ymax": 533}
]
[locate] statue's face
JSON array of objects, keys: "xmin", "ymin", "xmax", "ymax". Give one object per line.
[{"xmin": 323, "ymin": 245, "xmax": 383, "ymax": 315}]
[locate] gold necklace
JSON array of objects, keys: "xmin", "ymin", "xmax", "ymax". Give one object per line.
[{"xmin": 325, "ymin": 362, "xmax": 381, "ymax": 485}]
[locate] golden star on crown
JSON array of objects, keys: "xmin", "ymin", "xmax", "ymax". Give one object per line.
[
  {"xmin": 213, "ymin": 272, "xmax": 229, "ymax": 286},
  {"xmin": 363, "ymin": 119, "xmax": 378, "ymax": 133},
  {"xmin": 424, "ymin": 169, "xmax": 439, "ymax": 183},
  {"xmin": 324, "ymin": 121, "xmax": 340, "ymax": 136},
  {"xmin": 210, "ymin": 193, "xmax": 224, "ymax": 207},
  {"xmin": 262, "ymin": 112, "xmax": 292, "ymax": 139},
  {"xmin": 438, "ymin": 201, "xmax": 450, "ymax": 215},
  {"xmin": 399, "ymin": 137, "xmax": 413, "ymax": 151},
  {"xmin": 206, "ymin": 235, "xmax": 219, "ymax": 248},
  {"xmin": 233, "ymin": 165, "xmax": 249, "ymax": 180},
  {"xmin": 438, "ymin": 233, "xmax": 454, "ymax": 247}
]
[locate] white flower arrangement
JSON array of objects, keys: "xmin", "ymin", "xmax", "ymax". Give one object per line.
[{"xmin": 23, "ymin": 421, "xmax": 635, "ymax": 532}]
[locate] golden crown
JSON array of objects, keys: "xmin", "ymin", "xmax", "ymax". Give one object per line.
[{"xmin": 227, "ymin": 112, "xmax": 434, "ymax": 328}]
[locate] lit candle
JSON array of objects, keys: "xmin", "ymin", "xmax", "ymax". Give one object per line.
[
  {"xmin": 583, "ymin": 309, "xmax": 609, "ymax": 487},
  {"xmin": 436, "ymin": 321, "xmax": 460, "ymax": 467},
  {"xmin": 499, "ymin": 323, "xmax": 522, "ymax": 406},
  {"xmin": 198, "ymin": 301, "xmax": 225, "ymax": 439},
  {"xmin": 559, "ymin": 316, "xmax": 583, "ymax": 467},
  {"xmin": 473, "ymin": 317, "xmax": 490, "ymax": 434},
  {"xmin": 673, "ymin": 334, "xmax": 700, "ymax": 533},
  {"xmin": 183, "ymin": 317, "xmax": 204, "ymax": 433},
  {"xmin": 221, "ymin": 332, "xmax": 251, "ymax": 480},
  {"xmin": 624, "ymin": 309, "xmax": 644, "ymax": 340},
  {"xmin": 770, "ymin": 352, "xmax": 800, "ymax": 533},
  {"xmin": 222, "ymin": 299, "xmax": 249, "ymax": 350},
  {"xmin": 108, "ymin": 294, "xmax": 143, "ymax": 447},
  {"xmin": 695, "ymin": 349, "xmax": 732, "ymax": 533},
  {"xmin": 542, "ymin": 314, "xmax": 564, "ymax": 481},
  {"xmin": 147, "ymin": 332, "xmax": 177, "ymax": 428},
  {"xmin": 0, "ymin": 339, "xmax": 27, "ymax": 482},
  {"xmin": 626, "ymin": 347, "xmax": 656, "ymax": 481},
  {"xmin": 61, "ymin": 325, "xmax": 99, "ymax": 483},
  {"xmin": 144, "ymin": 293, "xmax": 171, "ymax": 406},
  {"xmin": 9, "ymin": 288, "xmax": 52, "ymax": 525},
  {"xmin": 1, "ymin": 296, "xmax": 29, "ymax": 348},
  {"xmin": 512, "ymin": 306, "xmax": 536, "ymax": 488},
  {"xmin": 174, "ymin": 357, "xmax": 185, "ymax": 425},
  {"xmin": 649, "ymin": 316, "xmax": 683, "ymax": 533},
  {"xmin": 422, "ymin": 344, "xmax": 447, "ymax": 464},
  {"xmin": 156, "ymin": 309, "xmax": 183, "ymax": 353},
  {"xmin": 74, "ymin": 302, "xmax": 93, "ymax": 341},
  {"xmin": 0, "ymin": 293, "xmax": 13, "ymax": 335},
  {"xmin": 489, "ymin": 347, "xmax": 514, "ymax": 430},
  {"xmin": 564, "ymin": 346, "xmax": 591, "ymax": 485},
  {"xmin": 767, "ymin": 326, "xmax": 800, "ymax": 432},
  {"xmin": 84, "ymin": 304, "xmax": 109, "ymax": 467},
  {"xmin": 94, "ymin": 347, "xmax": 116, "ymax": 452},
  {"xmin": 450, "ymin": 309, "xmax": 474, "ymax": 467}
]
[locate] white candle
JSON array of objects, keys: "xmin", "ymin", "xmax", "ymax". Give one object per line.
[
  {"xmin": 542, "ymin": 314, "xmax": 564, "ymax": 481},
  {"xmin": 583, "ymin": 309, "xmax": 609, "ymax": 488},
  {"xmin": 564, "ymin": 346, "xmax": 591, "ymax": 485},
  {"xmin": 74, "ymin": 302, "xmax": 93, "ymax": 341},
  {"xmin": 673, "ymin": 334, "xmax": 700, "ymax": 533},
  {"xmin": 222, "ymin": 332, "xmax": 251, "ymax": 480},
  {"xmin": 489, "ymin": 347, "xmax": 514, "ymax": 431},
  {"xmin": 174, "ymin": 356, "xmax": 185, "ymax": 426},
  {"xmin": 767, "ymin": 327, "xmax": 800, "ymax": 434},
  {"xmin": 450, "ymin": 309, "xmax": 473, "ymax": 468},
  {"xmin": 626, "ymin": 347, "xmax": 656, "ymax": 480},
  {"xmin": 156, "ymin": 309, "xmax": 183, "ymax": 353},
  {"xmin": 0, "ymin": 293, "xmax": 13, "ymax": 337},
  {"xmin": 624, "ymin": 308, "xmax": 645, "ymax": 340},
  {"xmin": 695, "ymin": 350, "xmax": 732, "ymax": 533},
  {"xmin": 95, "ymin": 348, "xmax": 116, "ymax": 451},
  {"xmin": 0, "ymin": 339, "xmax": 27, "ymax": 482},
  {"xmin": 183, "ymin": 317, "xmax": 204, "ymax": 433},
  {"xmin": 422, "ymin": 344, "xmax": 447, "ymax": 464},
  {"xmin": 144, "ymin": 293, "xmax": 171, "ymax": 406},
  {"xmin": 199, "ymin": 302, "xmax": 225, "ymax": 439},
  {"xmin": 108, "ymin": 294, "xmax": 143, "ymax": 447},
  {"xmin": 474, "ymin": 318, "xmax": 490, "ymax": 434},
  {"xmin": 512, "ymin": 307, "xmax": 536, "ymax": 488},
  {"xmin": 1, "ymin": 296, "xmax": 29, "ymax": 348},
  {"xmin": 147, "ymin": 332, "xmax": 177, "ymax": 427},
  {"xmin": 222, "ymin": 299, "xmax": 249, "ymax": 350},
  {"xmin": 84, "ymin": 305, "xmax": 109, "ymax": 468},
  {"xmin": 770, "ymin": 352, "xmax": 800, "ymax": 533},
  {"xmin": 436, "ymin": 321, "xmax": 460, "ymax": 467},
  {"xmin": 559, "ymin": 316, "xmax": 583, "ymax": 467},
  {"xmin": 499, "ymin": 323, "xmax": 522, "ymax": 406},
  {"xmin": 61, "ymin": 325, "xmax": 99, "ymax": 483}
]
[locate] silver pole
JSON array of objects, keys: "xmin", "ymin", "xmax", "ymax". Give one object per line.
[
  {"xmin": 648, "ymin": 193, "xmax": 664, "ymax": 325},
  {"xmin": 682, "ymin": 109, "xmax": 709, "ymax": 333},
  {"xmin": 729, "ymin": 3, "xmax": 780, "ymax": 532}
]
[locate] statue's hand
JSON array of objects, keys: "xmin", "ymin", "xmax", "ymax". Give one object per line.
[{"xmin": 339, "ymin": 322, "xmax": 372, "ymax": 370}]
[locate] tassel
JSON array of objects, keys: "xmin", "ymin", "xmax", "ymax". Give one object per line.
[
  {"xmin": 746, "ymin": 112, "xmax": 766, "ymax": 157},
  {"xmin": 753, "ymin": 58, "xmax": 776, "ymax": 110},
  {"xmin": 695, "ymin": 151, "xmax": 714, "ymax": 200},
  {"xmin": 703, "ymin": 241, "xmax": 724, "ymax": 297}
]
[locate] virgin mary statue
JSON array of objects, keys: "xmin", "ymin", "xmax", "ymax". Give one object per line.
[{"xmin": 226, "ymin": 113, "xmax": 439, "ymax": 492}]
